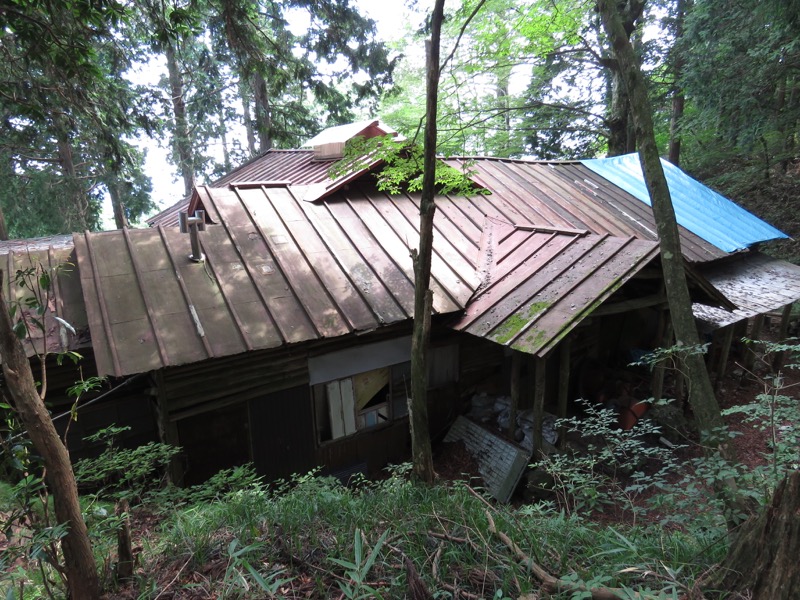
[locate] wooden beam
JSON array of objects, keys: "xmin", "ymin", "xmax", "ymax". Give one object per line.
[
  {"xmin": 591, "ymin": 293, "xmax": 667, "ymax": 317},
  {"xmin": 508, "ymin": 351, "xmax": 522, "ymax": 439},
  {"xmin": 773, "ymin": 303, "xmax": 793, "ymax": 372},
  {"xmin": 533, "ymin": 356, "xmax": 546, "ymax": 457},
  {"xmin": 651, "ymin": 316, "xmax": 671, "ymax": 403},
  {"xmin": 715, "ymin": 325, "xmax": 734, "ymax": 391},
  {"xmin": 742, "ymin": 314, "xmax": 766, "ymax": 378},
  {"xmin": 557, "ymin": 338, "xmax": 571, "ymax": 450},
  {"xmin": 152, "ymin": 370, "xmax": 184, "ymax": 486}
]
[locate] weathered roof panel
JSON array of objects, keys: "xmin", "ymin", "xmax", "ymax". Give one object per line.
[
  {"xmin": 450, "ymin": 220, "xmax": 660, "ymax": 357},
  {"xmin": 445, "ymin": 157, "xmax": 727, "ymax": 263},
  {"xmin": 581, "ymin": 154, "xmax": 788, "ymax": 252},
  {"xmin": 694, "ymin": 252, "xmax": 800, "ymax": 329},
  {"xmin": 0, "ymin": 238, "xmax": 88, "ymax": 360}
]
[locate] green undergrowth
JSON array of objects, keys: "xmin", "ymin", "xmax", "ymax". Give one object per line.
[{"xmin": 128, "ymin": 466, "xmax": 725, "ymax": 599}]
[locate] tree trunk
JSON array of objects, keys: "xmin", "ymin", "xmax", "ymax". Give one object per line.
[
  {"xmin": 0, "ymin": 272, "xmax": 99, "ymax": 599},
  {"xmin": 603, "ymin": 0, "xmax": 644, "ymax": 157},
  {"xmin": 409, "ymin": 0, "xmax": 446, "ymax": 485},
  {"xmin": 709, "ymin": 470, "xmax": 800, "ymax": 598},
  {"xmin": 108, "ymin": 180, "xmax": 130, "ymax": 230},
  {"xmin": 165, "ymin": 40, "xmax": 195, "ymax": 197},
  {"xmin": 239, "ymin": 79, "xmax": 258, "ymax": 156},
  {"xmin": 597, "ymin": 0, "xmax": 726, "ymax": 438},
  {"xmin": 252, "ymin": 72, "xmax": 272, "ymax": 152},
  {"xmin": 668, "ymin": 0, "xmax": 690, "ymax": 166},
  {"xmin": 0, "ymin": 203, "xmax": 8, "ymax": 240}
]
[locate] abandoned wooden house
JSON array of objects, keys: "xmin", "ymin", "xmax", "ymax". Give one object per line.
[{"xmin": 3, "ymin": 120, "xmax": 800, "ymax": 487}]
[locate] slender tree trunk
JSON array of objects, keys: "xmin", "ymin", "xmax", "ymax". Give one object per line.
[
  {"xmin": 668, "ymin": 0, "xmax": 689, "ymax": 166},
  {"xmin": 165, "ymin": 41, "xmax": 195, "ymax": 197},
  {"xmin": 0, "ymin": 204, "xmax": 8, "ymax": 240},
  {"xmin": 108, "ymin": 180, "xmax": 130, "ymax": 230},
  {"xmin": 409, "ymin": 0, "xmax": 446, "ymax": 485},
  {"xmin": 239, "ymin": 79, "xmax": 258, "ymax": 156},
  {"xmin": 53, "ymin": 119, "xmax": 89, "ymax": 232},
  {"xmin": 603, "ymin": 0, "xmax": 645, "ymax": 156},
  {"xmin": 598, "ymin": 0, "xmax": 726, "ymax": 438},
  {"xmin": 252, "ymin": 72, "xmax": 272, "ymax": 152},
  {"xmin": 0, "ymin": 272, "xmax": 99, "ymax": 599}
]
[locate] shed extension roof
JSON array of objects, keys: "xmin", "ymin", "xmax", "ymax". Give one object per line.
[
  {"xmin": 446, "ymin": 157, "xmax": 727, "ymax": 263},
  {"xmin": 581, "ymin": 154, "xmax": 788, "ymax": 252},
  {"xmin": 693, "ymin": 252, "xmax": 800, "ymax": 329}
]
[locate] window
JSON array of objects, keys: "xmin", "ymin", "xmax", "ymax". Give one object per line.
[
  {"xmin": 314, "ymin": 363, "xmax": 410, "ymax": 442},
  {"xmin": 311, "ymin": 342, "xmax": 458, "ymax": 443}
]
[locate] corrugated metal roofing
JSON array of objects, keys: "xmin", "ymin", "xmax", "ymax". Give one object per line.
[
  {"xmin": 450, "ymin": 219, "xmax": 660, "ymax": 357},
  {"xmin": 693, "ymin": 252, "xmax": 800, "ymax": 329},
  {"xmin": 581, "ymin": 154, "xmax": 788, "ymax": 252},
  {"xmin": 0, "ymin": 238, "xmax": 88, "ymax": 359}
]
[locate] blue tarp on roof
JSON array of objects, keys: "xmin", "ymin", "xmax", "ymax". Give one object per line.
[{"xmin": 580, "ymin": 153, "xmax": 788, "ymax": 253}]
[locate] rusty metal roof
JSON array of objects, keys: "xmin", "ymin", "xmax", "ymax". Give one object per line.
[
  {"xmin": 693, "ymin": 252, "xmax": 800, "ymax": 329},
  {"xmin": 450, "ymin": 219, "xmax": 660, "ymax": 357},
  {"xmin": 147, "ymin": 150, "xmax": 338, "ymax": 227},
  {"xmin": 445, "ymin": 158, "xmax": 727, "ymax": 264},
  {"xmin": 77, "ymin": 182, "xmax": 478, "ymax": 377},
  {"xmin": 78, "ymin": 172, "xmax": 670, "ymax": 376},
  {"xmin": 0, "ymin": 237, "xmax": 88, "ymax": 359}
]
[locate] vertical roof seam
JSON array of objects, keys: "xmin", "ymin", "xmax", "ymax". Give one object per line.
[
  {"xmin": 157, "ymin": 226, "xmax": 219, "ymax": 357},
  {"xmin": 504, "ymin": 233, "xmax": 622, "ymax": 347},
  {"xmin": 231, "ymin": 186, "xmax": 323, "ymax": 339},
  {"xmin": 82, "ymin": 232, "xmax": 123, "ymax": 376},
  {"xmin": 211, "ymin": 191, "xmax": 288, "ymax": 344}
]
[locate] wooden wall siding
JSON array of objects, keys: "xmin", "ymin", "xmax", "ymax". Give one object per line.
[
  {"xmin": 57, "ymin": 391, "xmax": 158, "ymax": 461},
  {"xmin": 178, "ymin": 402, "xmax": 251, "ymax": 486},
  {"xmin": 317, "ymin": 419, "xmax": 409, "ymax": 477},
  {"xmin": 249, "ymin": 385, "xmax": 316, "ymax": 481},
  {"xmin": 456, "ymin": 333, "xmax": 506, "ymax": 394},
  {"xmin": 161, "ymin": 349, "xmax": 309, "ymax": 422}
]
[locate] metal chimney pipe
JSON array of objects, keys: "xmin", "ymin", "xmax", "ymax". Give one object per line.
[{"xmin": 179, "ymin": 210, "xmax": 206, "ymax": 262}]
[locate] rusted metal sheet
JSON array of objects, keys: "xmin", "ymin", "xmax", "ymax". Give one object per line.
[
  {"xmin": 0, "ymin": 236, "xmax": 88, "ymax": 360},
  {"xmin": 450, "ymin": 219, "xmax": 660, "ymax": 357},
  {"xmin": 693, "ymin": 252, "xmax": 800, "ymax": 329},
  {"xmin": 148, "ymin": 150, "xmax": 339, "ymax": 227},
  {"xmin": 444, "ymin": 158, "xmax": 726, "ymax": 264},
  {"xmin": 77, "ymin": 181, "xmax": 478, "ymax": 377}
]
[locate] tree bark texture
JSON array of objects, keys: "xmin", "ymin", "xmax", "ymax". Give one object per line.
[
  {"xmin": 252, "ymin": 72, "xmax": 272, "ymax": 152},
  {"xmin": 108, "ymin": 180, "xmax": 130, "ymax": 230},
  {"xmin": 598, "ymin": 0, "xmax": 726, "ymax": 437},
  {"xmin": 409, "ymin": 0, "xmax": 446, "ymax": 485},
  {"xmin": 165, "ymin": 41, "xmax": 195, "ymax": 198},
  {"xmin": 603, "ymin": 0, "xmax": 644, "ymax": 156},
  {"xmin": 0, "ymin": 272, "xmax": 99, "ymax": 599},
  {"xmin": 668, "ymin": 0, "xmax": 690, "ymax": 166},
  {"xmin": 710, "ymin": 470, "xmax": 800, "ymax": 599}
]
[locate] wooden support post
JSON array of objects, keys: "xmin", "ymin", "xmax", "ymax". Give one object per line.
[
  {"xmin": 557, "ymin": 339, "xmax": 571, "ymax": 450},
  {"xmin": 651, "ymin": 319, "xmax": 672, "ymax": 403},
  {"xmin": 742, "ymin": 314, "xmax": 765, "ymax": 379},
  {"xmin": 533, "ymin": 356, "xmax": 546, "ymax": 458},
  {"xmin": 715, "ymin": 325, "xmax": 734, "ymax": 392},
  {"xmin": 508, "ymin": 351, "xmax": 522, "ymax": 440},
  {"xmin": 152, "ymin": 371, "xmax": 184, "ymax": 486},
  {"xmin": 773, "ymin": 303, "xmax": 793, "ymax": 372}
]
